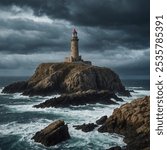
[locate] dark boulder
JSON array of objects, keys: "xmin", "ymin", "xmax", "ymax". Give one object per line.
[
  {"xmin": 96, "ymin": 115, "xmax": 108, "ymax": 125},
  {"xmin": 32, "ymin": 120, "xmax": 70, "ymax": 147},
  {"xmin": 73, "ymin": 123, "xmax": 98, "ymax": 132}
]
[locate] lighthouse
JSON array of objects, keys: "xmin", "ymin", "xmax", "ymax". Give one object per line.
[
  {"xmin": 64, "ymin": 29, "xmax": 92, "ymax": 65},
  {"xmin": 70, "ymin": 29, "xmax": 81, "ymax": 61}
]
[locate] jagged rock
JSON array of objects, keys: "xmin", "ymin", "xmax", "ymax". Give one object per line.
[
  {"xmin": 73, "ymin": 123, "xmax": 98, "ymax": 132},
  {"xmin": 106, "ymin": 146, "xmax": 122, "ymax": 150},
  {"xmin": 34, "ymin": 90, "xmax": 118, "ymax": 108},
  {"xmin": 2, "ymin": 63, "xmax": 130, "ymax": 96},
  {"xmin": 32, "ymin": 120, "xmax": 70, "ymax": 147},
  {"xmin": 98, "ymin": 96, "xmax": 150, "ymax": 150},
  {"xmin": 96, "ymin": 115, "xmax": 108, "ymax": 125},
  {"xmin": 2, "ymin": 81, "xmax": 28, "ymax": 93}
]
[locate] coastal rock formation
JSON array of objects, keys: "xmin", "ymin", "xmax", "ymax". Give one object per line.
[
  {"xmin": 32, "ymin": 120, "xmax": 70, "ymax": 147},
  {"xmin": 73, "ymin": 123, "xmax": 98, "ymax": 132},
  {"xmin": 34, "ymin": 90, "xmax": 118, "ymax": 108},
  {"xmin": 2, "ymin": 63, "xmax": 130, "ymax": 96},
  {"xmin": 2, "ymin": 81, "xmax": 28, "ymax": 94},
  {"xmin": 96, "ymin": 115, "xmax": 108, "ymax": 125},
  {"xmin": 98, "ymin": 96, "xmax": 150, "ymax": 150}
]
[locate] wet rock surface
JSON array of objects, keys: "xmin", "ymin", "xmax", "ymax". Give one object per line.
[
  {"xmin": 96, "ymin": 115, "xmax": 108, "ymax": 125},
  {"xmin": 98, "ymin": 96, "xmax": 150, "ymax": 150},
  {"xmin": 34, "ymin": 90, "xmax": 119, "ymax": 108},
  {"xmin": 73, "ymin": 123, "xmax": 98, "ymax": 132},
  {"xmin": 32, "ymin": 120, "xmax": 70, "ymax": 147}
]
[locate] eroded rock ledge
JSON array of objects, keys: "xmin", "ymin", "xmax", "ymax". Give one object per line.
[
  {"xmin": 34, "ymin": 90, "xmax": 119, "ymax": 108},
  {"xmin": 2, "ymin": 63, "xmax": 130, "ymax": 96},
  {"xmin": 98, "ymin": 96, "xmax": 150, "ymax": 150}
]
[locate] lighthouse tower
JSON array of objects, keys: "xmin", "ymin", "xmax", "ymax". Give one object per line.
[
  {"xmin": 64, "ymin": 29, "xmax": 92, "ymax": 65},
  {"xmin": 70, "ymin": 29, "xmax": 81, "ymax": 61}
]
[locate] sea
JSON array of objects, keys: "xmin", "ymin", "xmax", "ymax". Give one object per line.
[{"xmin": 0, "ymin": 76, "xmax": 150, "ymax": 150}]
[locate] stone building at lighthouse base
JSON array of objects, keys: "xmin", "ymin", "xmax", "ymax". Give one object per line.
[{"xmin": 64, "ymin": 29, "xmax": 92, "ymax": 65}]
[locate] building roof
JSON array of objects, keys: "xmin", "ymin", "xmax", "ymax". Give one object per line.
[{"xmin": 73, "ymin": 28, "xmax": 77, "ymax": 34}]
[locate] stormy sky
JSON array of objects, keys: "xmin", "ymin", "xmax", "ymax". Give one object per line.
[{"xmin": 0, "ymin": 0, "xmax": 150, "ymax": 79}]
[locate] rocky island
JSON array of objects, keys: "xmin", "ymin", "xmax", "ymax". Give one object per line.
[
  {"xmin": 2, "ymin": 63, "xmax": 130, "ymax": 98},
  {"xmin": 1, "ymin": 29, "xmax": 149, "ymax": 149}
]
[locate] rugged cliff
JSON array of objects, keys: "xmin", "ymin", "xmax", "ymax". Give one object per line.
[
  {"xmin": 98, "ymin": 96, "xmax": 150, "ymax": 150},
  {"xmin": 2, "ymin": 62, "xmax": 130, "ymax": 96}
]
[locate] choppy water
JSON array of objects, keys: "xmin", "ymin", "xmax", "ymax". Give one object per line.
[{"xmin": 0, "ymin": 77, "xmax": 150, "ymax": 150}]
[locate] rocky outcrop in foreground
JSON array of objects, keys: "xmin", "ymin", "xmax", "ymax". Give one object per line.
[
  {"xmin": 2, "ymin": 63, "xmax": 130, "ymax": 96},
  {"xmin": 32, "ymin": 120, "xmax": 70, "ymax": 147},
  {"xmin": 34, "ymin": 90, "xmax": 119, "ymax": 108},
  {"xmin": 98, "ymin": 96, "xmax": 150, "ymax": 150}
]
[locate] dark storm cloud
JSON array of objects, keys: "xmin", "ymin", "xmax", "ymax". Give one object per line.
[
  {"xmin": 0, "ymin": 0, "xmax": 150, "ymax": 77},
  {"xmin": 0, "ymin": 18, "xmax": 70, "ymax": 54},
  {"xmin": 0, "ymin": 0, "xmax": 149, "ymax": 26},
  {"xmin": 79, "ymin": 26, "xmax": 149, "ymax": 52},
  {"xmin": 0, "ymin": 0, "xmax": 149, "ymax": 53}
]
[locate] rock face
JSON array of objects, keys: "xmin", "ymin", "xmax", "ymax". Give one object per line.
[
  {"xmin": 34, "ymin": 90, "xmax": 118, "ymax": 108},
  {"xmin": 2, "ymin": 81, "xmax": 28, "ymax": 94},
  {"xmin": 98, "ymin": 96, "xmax": 150, "ymax": 150},
  {"xmin": 73, "ymin": 123, "xmax": 98, "ymax": 132},
  {"xmin": 32, "ymin": 120, "xmax": 70, "ymax": 147},
  {"xmin": 2, "ymin": 63, "xmax": 130, "ymax": 96},
  {"xmin": 96, "ymin": 115, "xmax": 108, "ymax": 125}
]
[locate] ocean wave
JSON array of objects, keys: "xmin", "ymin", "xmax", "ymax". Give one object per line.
[
  {"xmin": 0, "ymin": 87, "xmax": 7, "ymax": 96},
  {"xmin": 5, "ymin": 102, "xmax": 119, "ymax": 124},
  {"xmin": 11, "ymin": 93, "xmax": 60, "ymax": 100},
  {"xmin": 67, "ymin": 124, "xmax": 126, "ymax": 149},
  {"xmin": 0, "ymin": 119, "xmax": 126, "ymax": 150},
  {"xmin": 0, "ymin": 119, "xmax": 52, "ymax": 137},
  {"xmin": 127, "ymin": 86, "xmax": 143, "ymax": 90},
  {"xmin": 131, "ymin": 89, "xmax": 150, "ymax": 98},
  {"xmin": 12, "ymin": 93, "xmax": 30, "ymax": 100}
]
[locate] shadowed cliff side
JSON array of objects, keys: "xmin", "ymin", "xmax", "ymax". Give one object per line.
[{"xmin": 2, "ymin": 62, "xmax": 130, "ymax": 96}]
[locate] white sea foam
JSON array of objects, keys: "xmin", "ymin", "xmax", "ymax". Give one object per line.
[
  {"xmin": 68, "ymin": 124, "xmax": 126, "ymax": 149},
  {"xmin": 12, "ymin": 93, "xmax": 30, "ymax": 99},
  {"xmin": 0, "ymin": 87, "xmax": 3, "ymax": 93},
  {"xmin": 10, "ymin": 93, "xmax": 60, "ymax": 100},
  {"xmin": 130, "ymin": 90, "xmax": 150, "ymax": 100},
  {"xmin": 0, "ymin": 87, "xmax": 8, "ymax": 96},
  {"xmin": 0, "ymin": 119, "xmax": 52, "ymax": 139},
  {"xmin": 128, "ymin": 86, "xmax": 143, "ymax": 90}
]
